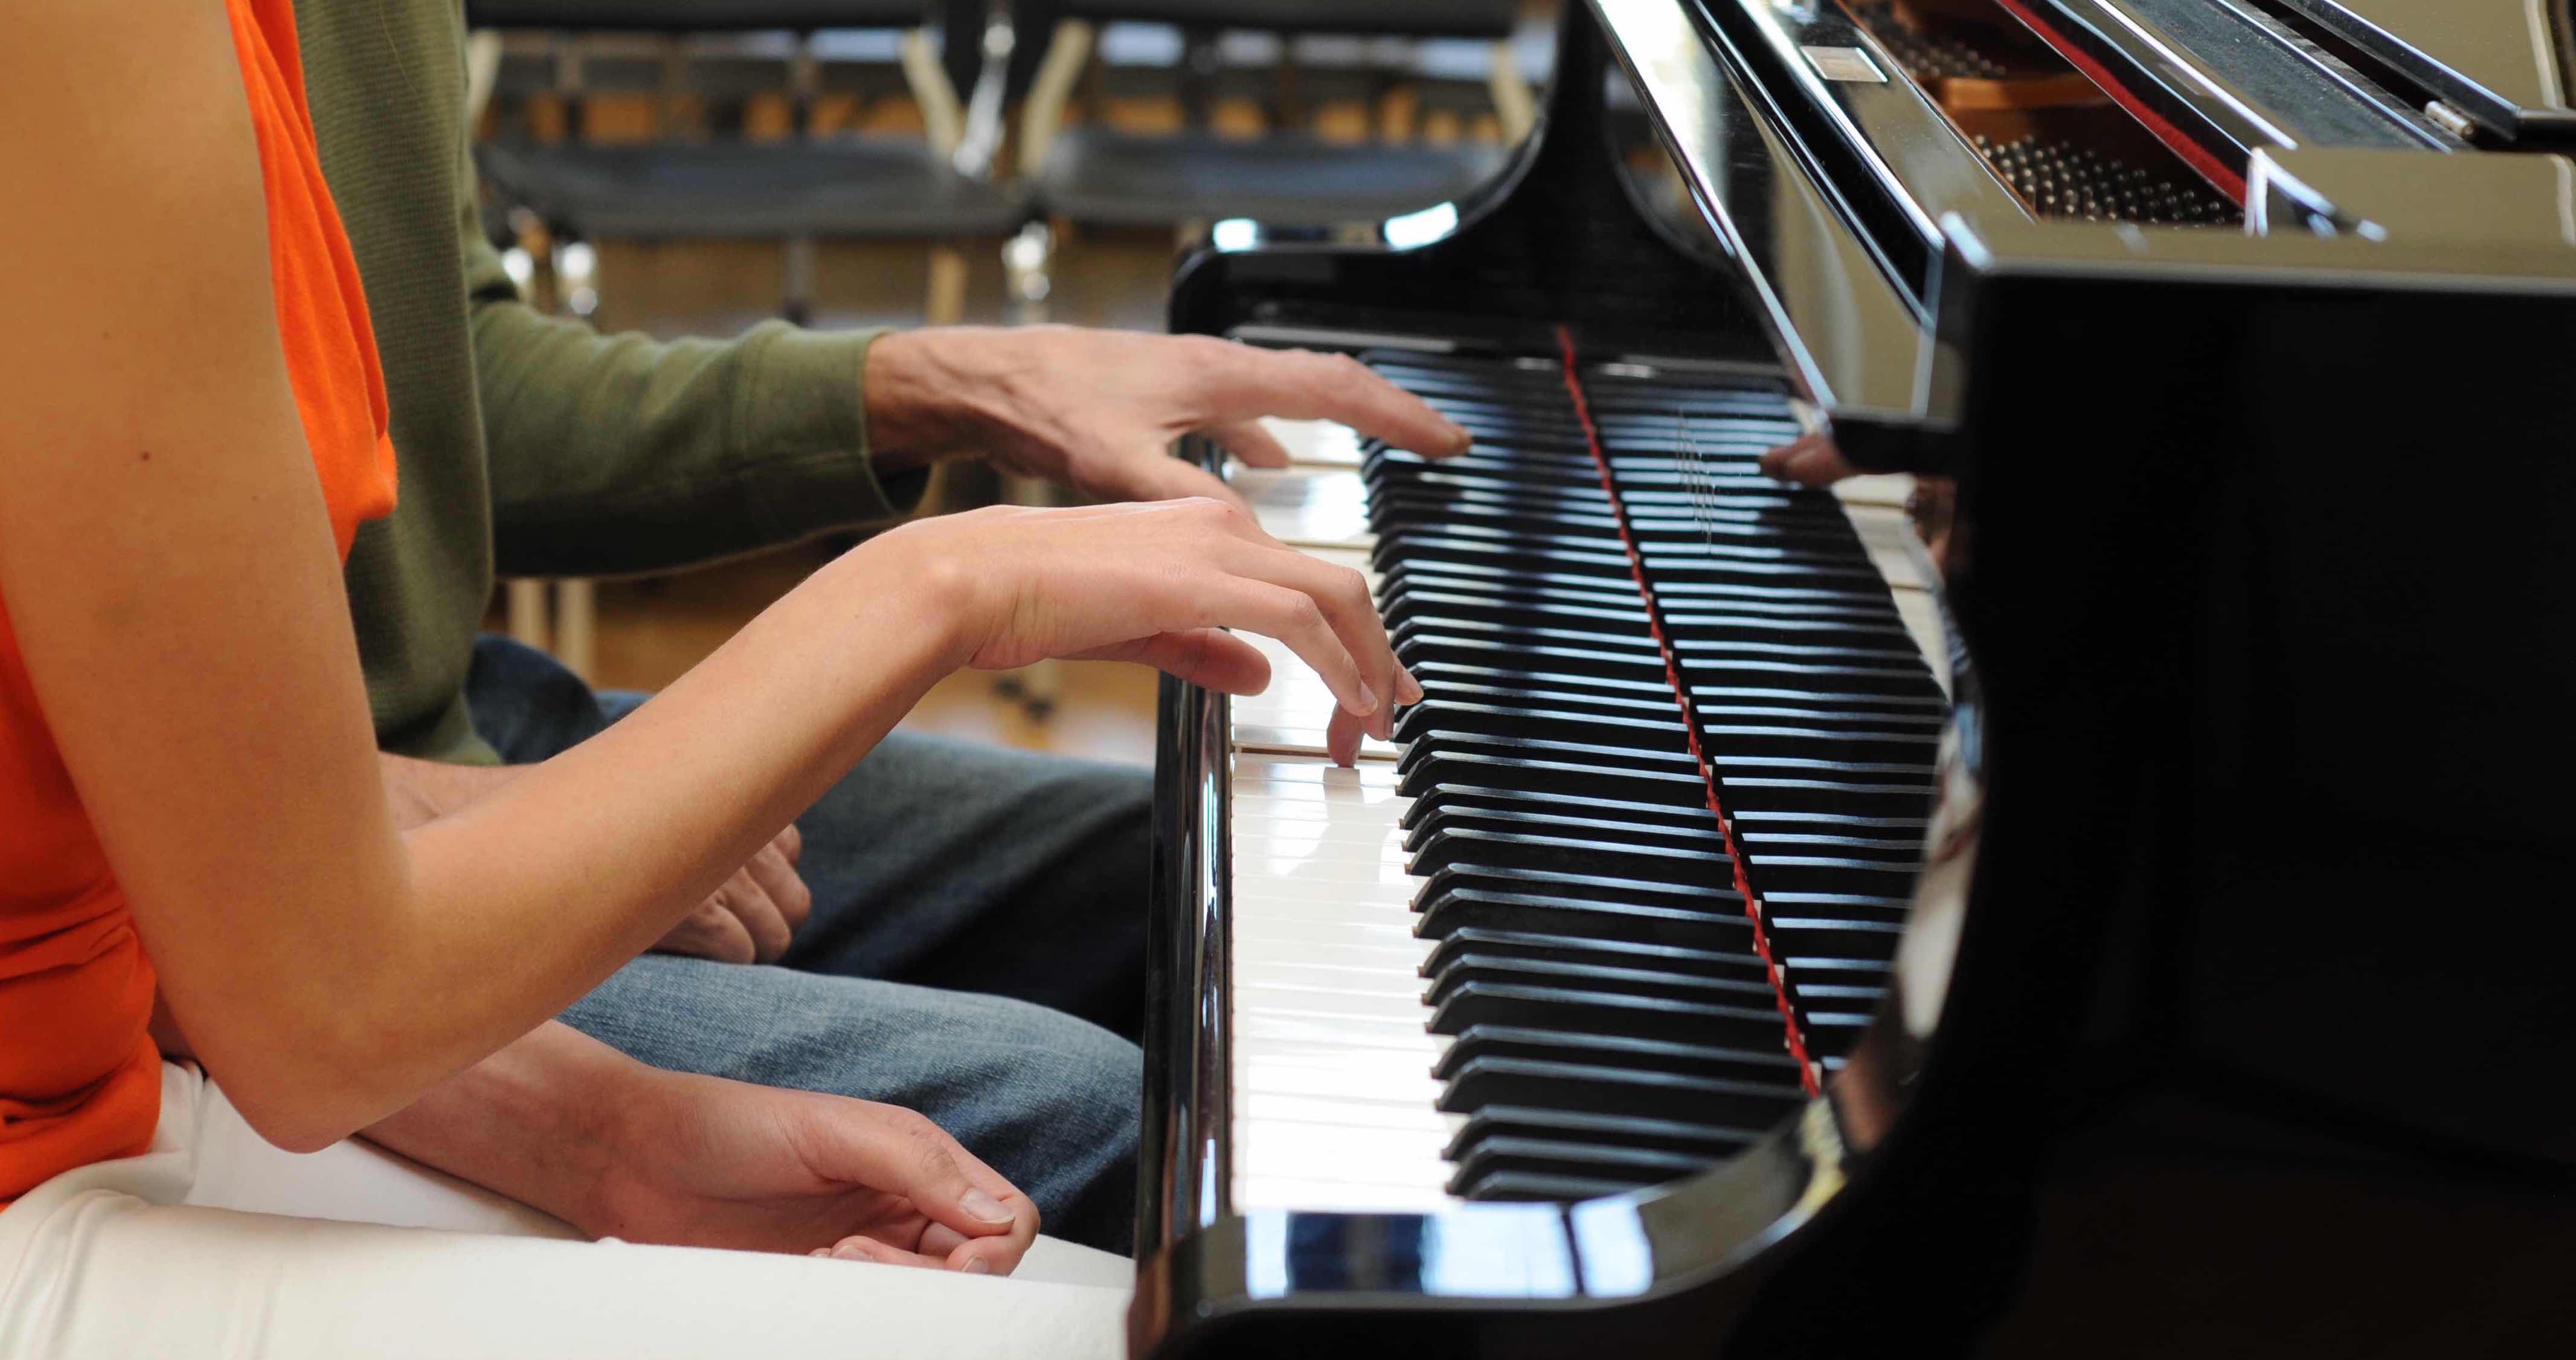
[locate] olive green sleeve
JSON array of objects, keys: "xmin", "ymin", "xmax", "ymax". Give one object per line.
[{"xmin": 458, "ymin": 162, "xmax": 927, "ymax": 577}]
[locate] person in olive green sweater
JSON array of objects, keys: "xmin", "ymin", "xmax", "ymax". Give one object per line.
[{"xmin": 289, "ymin": 0, "xmax": 1465, "ymax": 1258}]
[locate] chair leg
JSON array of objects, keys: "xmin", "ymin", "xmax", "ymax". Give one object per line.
[
  {"xmin": 782, "ymin": 234, "xmax": 817, "ymax": 326},
  {"xmin": 507, "ymin": 579, "xmax": 552, "ymax": 653},
  {"xmin": 553, "ymin": 578, "xmax": 597, "ymax": 682},
  {"xmin": 1016, "ymin": 21, "xmax": 1094, "ymax": 178},
  {"xmin": 925, "ymin": 245, "xmax": 969, "ymax": 326}
]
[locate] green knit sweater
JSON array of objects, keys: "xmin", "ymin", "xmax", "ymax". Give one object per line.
[{"xmin": 293, "ymin": 0, "xmax": 925, "ymax": 762}]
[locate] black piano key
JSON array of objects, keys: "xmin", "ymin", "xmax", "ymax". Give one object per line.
[
  {"xmin": 1380, "ymin": 555, "xmax": 1904, "ymax": 618},
  {"xmin": 1389, "ymin": 631, "xmax": 1669, "ymax": 684},
  {"xmin": 1434, "ymin": 1023, "xmax": 1804, "ymax": 1084},
  {"xmin": 1419, "ymin": 929, "xmax": 1884, "ymax": 1002},
  {"xmin": 1425, "ymin": 979, "xmax": 1793, "ymax": 1046},
  {"xmin": 1405, "ymin": 826, "xmax": 1733, "ymax": 886},
  {"xmin": 1372, "ymin": 530, "xmax": 1637, "ymax": 581},
  {"xmin": 1390, "ymin": 617, "xmax": 1665, "ymax": 666},
  {"xmin": 1442, "ymin": 1104, "xmax": 1766, "ymax": 1162},
  {"xmin": 1422, "ymin": 953, "xmax": 1790, "ymax": 1015},
  {"xmin": 1437, "ymin": 1056, "xmax": 1803, "ymax": 1127},
  {"xmin": 1394, "ymin": 680, "xmax": 1698, "ymax": 729},
  {"xmin": 1450, "ymin": 1166, "xmax": 1672, "ymax": 1203},
  {"xmin": 1392, "ymin": 698, "xmax": 1688, "ymax": 747},
  {"xmin": 1412, "ymin": 885, "xmax": 1755, "ymax": 953},
  {"xmin": 1402, "ymin": 799, "xmax": 1723, "ymax": 857},
  {"xmin": 1392, "ymin": 610, "xmax": 1921, "ymax": 663},
  {"xmin": 1407, "ymin": 659, "xmax": 1684, "ymax": 707},
  {"xmin": 1405, "ymin": 781, "xmax": 1921, "ymax": 840},
  {"xmin": 1280, "ymin": 345, "xmax": 1951, "ymax": 1204},
  {"xmin": 1412, "ymin": 860, "xmax": 1739, "ymax": 920},
  {"xmin": 1394, "ymin": 749, "xmax": 1710, "ymax": 805}
]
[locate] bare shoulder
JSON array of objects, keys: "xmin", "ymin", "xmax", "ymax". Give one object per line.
[
  {"xmin": 0, "ymin": 0, "xmax": 268, "ymax": 285},
  {"xmin": 0, "ymin": 0, "xmax": 277, "ymax": 442}
]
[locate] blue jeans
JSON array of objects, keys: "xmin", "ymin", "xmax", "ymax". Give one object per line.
[{"xmin": 464, "ymin": 636, "xmax": 1147, "ymax": 1253}]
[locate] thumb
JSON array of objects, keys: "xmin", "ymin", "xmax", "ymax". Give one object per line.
[
  {"xmin": 1074, "ymin": 628, "xmax": 1273, "ymax": 694},
  {"xmin": 823, "ymin": 1108, "xmax": 1036, "ymax": 1272}
]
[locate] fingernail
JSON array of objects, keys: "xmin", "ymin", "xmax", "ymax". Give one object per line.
[
  {"xmin": 962, "ymin": 1258, "xmax": 992, "ymax": 1275},
  {"xmin": 962, "ymin": 1188, "xmax": 1013, "ymax": 1225},
  {"xmin": 1446, "ymin": 422, "xmax": 1471, "ymax": 454},
  {"xmin": 809, "ymin": 1248, "xmax": 834, "ymax": 1258},
  {"xmin": 834, "ymin": 1242, "xmax": 874, "ymax": 1261},
  {"xmin": 1353, "ymin": 681, "xmax": 1380, "ymax": 716},
  {"xmin": 1395, "ymin": 665, "xmax": 1424, "ymax": 705}
]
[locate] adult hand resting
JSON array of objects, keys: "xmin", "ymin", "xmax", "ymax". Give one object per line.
[
  {"xmin": 866, "ymin": 326, "xmax": 1473, "ymax": 508},
  {"xmin": 878, "ymin": 497, "xmax": 1422, "ymax": 767},
  {"xmin": 379, "ymin": 755, "xmax": 814, "ymax": 964},
  {"xmin": 582, "ymin": 1069, "xmax": 1038, "ymax": 1274}
]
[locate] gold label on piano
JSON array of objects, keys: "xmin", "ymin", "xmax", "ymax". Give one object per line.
[{"xmin": 1799, "ymin": 44, "xmax": 1886, "ymax": 83}]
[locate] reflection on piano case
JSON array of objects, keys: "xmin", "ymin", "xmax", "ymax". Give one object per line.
[{"xmin": 1135, "ymin": 1, "xmax": 2576, "ymax": 1355}]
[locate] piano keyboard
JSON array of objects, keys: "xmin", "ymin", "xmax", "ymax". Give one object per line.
[{"xmin": 1225, "ymin": 343, "xmax": 1947, "ymax": 1212}]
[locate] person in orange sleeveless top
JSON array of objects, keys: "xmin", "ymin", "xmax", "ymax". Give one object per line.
[
  {"xmin": 0, "ymin": 0, "xmax": 396, "ymax": 1207},
  {"xmin": 0, "ymin": 0, "xmax": 1411, "ymax": 1304}
]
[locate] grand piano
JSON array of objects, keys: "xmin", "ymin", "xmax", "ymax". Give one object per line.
[{"xmin": 1135, "ymin": 1, "xmax": 2576, "ymax": 1355}]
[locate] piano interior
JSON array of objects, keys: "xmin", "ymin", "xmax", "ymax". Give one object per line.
[
  {"xmin": 1134, "ymin": 1, "xmax": 2576, "ymax": 1355},
  {"xmin": 1843, "ymin": 0, "xmax": 2240, "ymax": 224}
]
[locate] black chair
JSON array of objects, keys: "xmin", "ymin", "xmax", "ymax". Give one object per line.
[
  {"xmin": 469, "ymin": 0, "xmax": 1024, "ymax": 327},
  {"xmin": 1011, "ymin": 0, "xmax": 1530, "ymax": 233}
]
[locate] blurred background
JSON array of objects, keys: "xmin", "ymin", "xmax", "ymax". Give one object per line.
[{"xmin": 464, "ymin": 0, "xmax": 1559, "ymax": 764}]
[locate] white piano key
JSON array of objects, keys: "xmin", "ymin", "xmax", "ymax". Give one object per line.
[
  {"xmin": 1842, "ymin": 501, "xmax": 1928, "ymax": 593},
  {"xmin": 1832, "ymin": 472, "xmax": 1914, "ymax": 510},
  {"xmin": 1229, "ymin": 632, "xmax": 1402, "ymax": 760},
  {"xmin": 1238, "ymin": 1092, "xmax": 1459, "ymax": 1138},
  {"xmin": 1221, "ymin": 1177, "xmax": 1454, "ymax": 1215},
  {"xmin": 1252, "ymin": 417, "xmax": 1365, "ymax": 467},
  {"xmin": 1228, "ymin": 743, "xmax": 1455, "ymax": 1213},
  {"xmin": 1836, "ymin": 501, "xmax": 1953, "ymax": 696},
  {"xmin": 1892, "ymin": 590, "xmax": 1952, "ymax": 695},
  {"xmin": 1240, "ymin": 465, "xmax": 1376, "ymax": 550}
]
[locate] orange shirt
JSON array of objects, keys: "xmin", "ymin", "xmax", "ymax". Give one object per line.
[{"xmin": 0, "ymin": 0, "xmax": 398, "ymax": 1203}]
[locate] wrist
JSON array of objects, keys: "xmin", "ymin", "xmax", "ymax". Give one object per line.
[
  {"xmin": 865, "ymin": 329, "xmax": 1000, "ymax": 473},
  {"xmin": 579, "ymin": 1065, "xmax": 705, "ymax": 1239},
  {"xmin": 359, "ymin": 1022, "xmax": 640, "ymax": 1237},
  {"xmin": 831, "ymin": 521, "xmax": 992, "ymax": 676}
]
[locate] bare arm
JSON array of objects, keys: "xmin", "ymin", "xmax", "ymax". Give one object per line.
[{"xmin": 0, "ymin": 0, "xmax": 1404, "ymax": 1160}]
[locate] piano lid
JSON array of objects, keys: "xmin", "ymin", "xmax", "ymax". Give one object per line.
[{"xmin": 2272, "ymin": 0, "xmax": 2576, "ymax": 141}]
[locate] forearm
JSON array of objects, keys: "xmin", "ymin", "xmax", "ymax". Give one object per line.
[
  {"xmin": 321, "ymin": 541, "xmax": 963, "ymax": 1131},
  {"xmin": 165, "ymin": 539, "xmax": 960, "ymax": 1152},
  {"xmin": 360, "ymin": 1020, "xmax": 638, "ymax": 1234}
]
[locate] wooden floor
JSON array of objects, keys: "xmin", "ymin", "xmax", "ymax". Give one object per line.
[{"xmin": 520, "ymin": 231, "xmax": 1183, "ymax": 765}]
